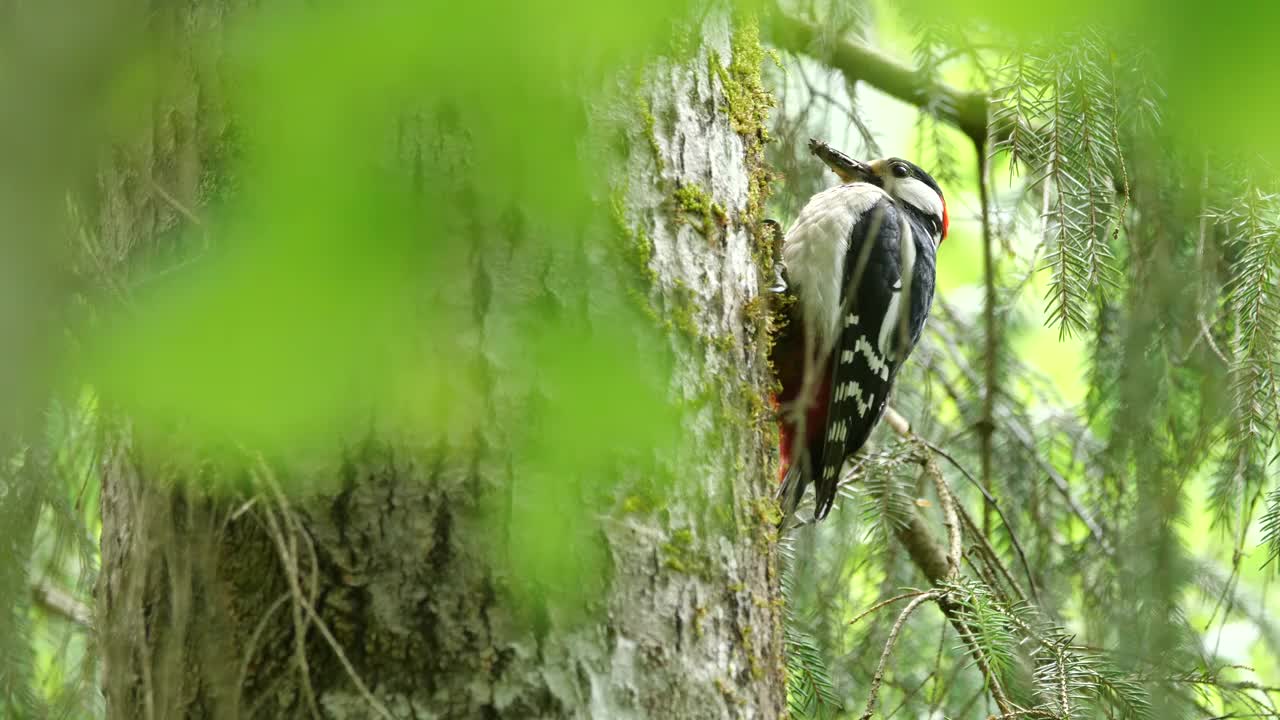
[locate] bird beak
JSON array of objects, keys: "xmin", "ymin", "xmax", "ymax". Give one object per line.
[{"xmin": 808, "ymin": 138, "xmax": 876, "ymax": 185}]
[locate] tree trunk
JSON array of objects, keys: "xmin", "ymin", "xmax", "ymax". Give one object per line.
[{"xmin": 96, "ymin": 5, "xmax": 784, "ymax": 719}]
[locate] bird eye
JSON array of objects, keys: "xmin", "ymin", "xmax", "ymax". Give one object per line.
[{"xmin": 891, "ymin": 163, "xmax": 909, "ymax": 178}]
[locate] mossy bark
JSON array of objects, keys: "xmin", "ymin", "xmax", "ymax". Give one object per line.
[{"xmin": 96, "ymin": 6, "xmax": 784, "ymax": 719}]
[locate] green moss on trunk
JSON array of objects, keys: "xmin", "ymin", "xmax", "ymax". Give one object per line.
[{"xmin": 713, "ymin": 16, "xmax": 777, "ymax": 283}]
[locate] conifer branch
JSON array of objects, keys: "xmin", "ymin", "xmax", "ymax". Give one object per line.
[
  {"xmin": 977, "ymin": 138, "xmax": 999, "ymax": 539},
  {"xmin": 860, "ymin": 591, "xmax": 939, "ymax": 720},
  {"xmin": 767, "ymin": 12, "xmax": 990, "ymax": 144},
  {"xmin": 31, "ymin": 579, "xmax": 91, "ymax": 629}
]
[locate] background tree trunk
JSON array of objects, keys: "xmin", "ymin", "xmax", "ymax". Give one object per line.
[{"xmin": 96, "ymin": 5, "xmax": 785, "ymax": 719}]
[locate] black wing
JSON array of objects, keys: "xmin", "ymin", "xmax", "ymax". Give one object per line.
[{"xmin": 812, "ymin": 198, "xmax": 929, "ymax": 520}]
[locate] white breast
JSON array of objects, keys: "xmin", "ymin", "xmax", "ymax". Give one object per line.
[{"xmin": 782, "ymin": 183, "xmax": 891, "ymax": 355}]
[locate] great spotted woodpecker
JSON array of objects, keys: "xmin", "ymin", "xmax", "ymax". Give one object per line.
[{"xmin": 772, "ymin": 139, "xmax": 948, "ymax": 522}]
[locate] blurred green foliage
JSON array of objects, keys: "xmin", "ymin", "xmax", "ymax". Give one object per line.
[
  {"xmin": 73, "ymin": 1, "xmax": 734, "ymax": 633},
  {"xmin": 4, "ymin": 0, "xmax": 747, "ymax": 713},
  {"xmin": 85, "ymin": 0, "xmax": 729, "ymax": 463},
  {"xmin": 911, "ymin": 0, "xmax": 1280, "ymax": 165}
]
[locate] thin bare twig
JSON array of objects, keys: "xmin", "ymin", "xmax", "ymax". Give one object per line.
[
  {"xmin": 847, "ymin": 589, "xmax": 931, "ymax": 627},
  {"xmin": 31, "ymin": 579, "xmax": 92, "ymax": 628},
  {"xmin": 147, "ymin": 177, "xmax": 203, "ymax": 227},
  {"xmin": 860, "ymin": 591, "xmax": 939, "ymax": 720},
  {"xmin": 253, "ymin": 463, "xmax": 394, "ymax": 720},
  {"xmin": 256, "ymin": 487, "xmax": 322, "ymax": 720},
  {"xmin": 234, "ymin": 591, "xmax": 291, "ymax": 716}
]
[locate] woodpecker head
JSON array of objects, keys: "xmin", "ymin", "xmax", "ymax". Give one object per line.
[{"xmin": 808, "ymin": 139, "xmax": 949, "ymax": 242}]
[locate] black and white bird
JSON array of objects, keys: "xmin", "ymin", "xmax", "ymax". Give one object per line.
[{"xmin": 771, "ymin": 139, "xmax": 948, "ymax": 522}]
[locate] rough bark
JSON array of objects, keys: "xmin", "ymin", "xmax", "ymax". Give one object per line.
[{"xmin": 97, "ymin": 5, "xmax": 785, "ymax": 719}]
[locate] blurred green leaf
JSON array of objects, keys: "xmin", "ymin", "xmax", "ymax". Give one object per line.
[{"xmin": 86, "ymin": 0, "xmax": 722, "ymax": 472}]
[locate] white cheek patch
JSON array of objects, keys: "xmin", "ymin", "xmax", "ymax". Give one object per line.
[{"xmin": 892, "ymin": 176, "xmax": 945, "ymax": 222}]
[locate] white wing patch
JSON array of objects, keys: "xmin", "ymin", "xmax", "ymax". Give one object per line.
[
  {"xmin": 782, "ymin": 184, "xmax": 891, "ymax": 355},
  {"xmin": 878, "ymin": 293, "xmax": 902, "ymax": 361},
  {"xmin": 877, "ymin": 214, "xmax": 917, "ymax": 360}
]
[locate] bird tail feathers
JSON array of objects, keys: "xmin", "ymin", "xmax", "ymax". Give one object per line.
[{"xmin": 775, "ymin": 463, "xmax": 808, "ymax": 529}]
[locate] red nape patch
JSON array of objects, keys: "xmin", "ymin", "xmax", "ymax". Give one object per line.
[{"xmin": 941, "ymin": 199, "xmax": 950, "ymax": 243}]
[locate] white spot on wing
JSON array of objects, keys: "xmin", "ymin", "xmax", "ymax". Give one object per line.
[
  {"xmin": 827, "ymin": 420, "xmax": 846, "ymax": 441},
  {"xmin": 835, "ymin": 380, "xmax": 874, "ymax": 418},
  {"xmin": 878, "ymin": 292, "xmax": 902, "ymax": 360},
  {"xmin": 854, "ymin": 335, "xmax": 890, "ymax": 381},
  {"xmin": 878, "ymin": 215, "xmax": 917, "ymax": 360}
]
